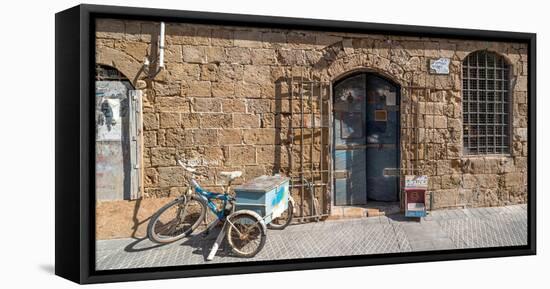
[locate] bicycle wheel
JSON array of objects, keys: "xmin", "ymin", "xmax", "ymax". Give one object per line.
[
  {"xmin": 147, "ymin": 196, "xmax": 206, "ymax": 244},
  {"xmin": 267, "ymin": 197, "xmax": 294, "ymax": 230},
  {"xmin": 226, "ymin": 211, "xmax": 266, "ymax": 258}
]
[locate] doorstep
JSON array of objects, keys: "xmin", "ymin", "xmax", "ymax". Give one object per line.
[{"xmin": 328, "ymin": 202, "xmax": 401, "ymax": 220}]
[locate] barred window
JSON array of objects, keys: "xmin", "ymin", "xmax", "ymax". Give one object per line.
[{"xmin": 462, "ymin": 50, "xmax": 510, "ymax": 155}]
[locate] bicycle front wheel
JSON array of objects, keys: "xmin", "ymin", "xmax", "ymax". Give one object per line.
[
  {"xmin": 226, "ymin": 211, "xmax": 266, "ymax": 258},
  {"xmin": 147, "ymin": 196, "xmax": 206, "ymax": 244}
]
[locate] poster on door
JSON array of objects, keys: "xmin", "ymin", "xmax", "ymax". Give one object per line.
[{"xmin": 95, "ymin": 81, "xmax": 128, "ymax": 141}]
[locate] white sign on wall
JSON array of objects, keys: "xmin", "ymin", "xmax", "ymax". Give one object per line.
[
  {"xmin": 405, "ymin": 175, "xmax": 429, "ymax": 189},
  {"xmin": 429, "ymin": 58, "xmax": 451, "ymax": 74}
]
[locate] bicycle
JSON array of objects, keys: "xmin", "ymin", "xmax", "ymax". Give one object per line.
[{"xmin": 147, "ymin": 158, "xmax": 293, "ymax": 260}]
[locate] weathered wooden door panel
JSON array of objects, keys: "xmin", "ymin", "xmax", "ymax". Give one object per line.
[
  {"xmin": 95, "ymin": 77, "xmax": 140, "ymax": 201},
  {"xmin": 364, "ymin": 75, "xmax": 399, "ymax": 202},
  {"xmin": 333, "ymin": 74, "xmax": 368, "ymax": 205}
]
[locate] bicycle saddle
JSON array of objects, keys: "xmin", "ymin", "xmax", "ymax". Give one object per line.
[{"xmin": 219, "ymin": 171, "xmax": 242, "ymax": 181}]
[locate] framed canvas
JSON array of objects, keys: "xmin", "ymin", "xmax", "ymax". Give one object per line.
[{"xmin": 55, "ymin": 4, "xmax": 536, "ymax": 284}]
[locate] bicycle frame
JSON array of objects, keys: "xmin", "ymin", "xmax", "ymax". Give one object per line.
[{"xmin": 188, "ymin": 178, "xmax": 234, "ymax": 221}]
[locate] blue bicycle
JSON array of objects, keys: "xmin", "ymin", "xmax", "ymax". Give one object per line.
[{"xmin": 147, "ymin": 158, "xmax": 269, "ymax": 259}]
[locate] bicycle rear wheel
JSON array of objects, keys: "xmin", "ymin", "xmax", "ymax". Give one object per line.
[
  {"xmin": 226, "ymin": 211, "xmax": 266, "ymax": 258},
  {"xmin": 267, "ymin": 197, "xmax": 294, "ymax": 230},
  {"xmin": 147, "ymin": 196, "xmax": 206, "ymax": 243}
]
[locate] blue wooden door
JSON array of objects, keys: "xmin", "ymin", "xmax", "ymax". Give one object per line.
[
  {"xmin": 333, "ymin": 74, "xmax": 367, "ymax": 205},
  {"xmin": 333, "ymin": 73, "xmax": 399, "ymax": 205},
  {"xmin": 364, "ymin": 75, "xmax": 399, "ymax": 201}
]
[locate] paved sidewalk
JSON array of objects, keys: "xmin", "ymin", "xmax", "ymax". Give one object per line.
[{"xmin": 96, "ymin": 204, "xmax": 527, "ymax": 270}]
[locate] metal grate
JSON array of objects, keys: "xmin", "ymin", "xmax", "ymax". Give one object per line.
[
  {"xmin": 96, "ymin": 64, "xmax": 128, "ymax": 81},
  {"xmin": 277, "ymin": 76, "xmax": 331, "ymax": 222},
  {"xmin": 462, "ymin": 51, "xmax": 510, "ymax": 155}
]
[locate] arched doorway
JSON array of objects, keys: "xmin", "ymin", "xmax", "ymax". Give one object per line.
[
  {"xmin": 95, "ymin": 65, "xmax": 141, "ymax": 200},
  {"xmin": 333, "ymin": 72, "xmax": 400, "ymax": 205}
]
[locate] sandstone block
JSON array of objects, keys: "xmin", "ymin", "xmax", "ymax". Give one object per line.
[
  {"xmin": 166, "ymin": 63, "xmax": 200, "ymax": 81},
  {"xmin": 211, "ymin": 29, "xmax": 234, "ymax": 47},
  {"xmin": 234, "ymin": 30, "xmax": 263, "ymax": 48},
  {"xmin": 212, "ymin": 82, "xmax": 236, "ymax": 98},
  {"xmin": 233, "ymin": 114, "xmax": 260, "ymax": 128},
  {"xmin": 158, "ymin": 166, "xmax": 186, "ymax": 187},
  {"xmin": 219, "ymin": 129, "xmax": 243, "ymax": 144},
  {"xmin": 182, "ymin": 45, "xmax": 207, "ymax": 63},
  {"xmin": 193, "ymin": 129, "xmax": 219, "ymax": 145},
  {"xmin": 193, "ymin": 98, "xmax": 222, "ymax": 112},
  {"xmin": 504, "ymin": 172, "xmax": 523, "ymax": 187},
  {"xmin": 247, "ymin": 99, "xmax": 272, "ymax": 113},
  {"xmin": 425, "ymin": 115, "xmax": 448, "ymax": 129},
  {"xmin": 117, "ymin": 41, "xmax": 149, "ymax": 61},
  {"xmin": 514, "ymin": 128, "xmax": 527, "ymax": 142},
  {"xmin": 159, "ymin": 113, "xmax": 181, "ymax": 128},
  {"xmin": 222, "ymin": 99, "xmax": 246, "ymax": 113},
  {"xmin": 462, "ymin": 157, "xmax": 488, "ymax": 174},
  {"xmin": 226, "ymin": 47, "xmax": 252, "ymax": 64},
  {"xmin": 185, "ymin": 80, "xmax": 211, "ymax": 97},
  {"xmin": 243, "ymin": 65, "xmax": 272, "ymax": 85},
  {"xmin": 143, "ymin": 131, "xmax": 157, "ymax": 148},
  {"xmin": 199, "ymin": 114, "xmax": 232, "ymax": 128},
  {"xmin": 261, "ymin": 32, "xmax": 287, "ymax": 47},
  {"xmin": 244, "ymin": 165, "xmax": 266, "ymax": 179},
  {"xmin": 180, "ymin": 113, "xmax": 200, "ymax": 128},
  {"xmin": 96, "ymin": 19, "xmax": 124, "ymax": 39},
  {"xmin": 432, "ymin": 189, "xmax": 456, "ymax": 208},
  {"xmin": 144, "ymin": 168, "xmax": 159, "ymax": 187},
  {"xmin": 276, "ymin": 49, "xmax": 306, "ymax": 66},
  {"xmin": 243, "ymin": 128, "xmax": 278, "ymax": 145},
  {"xmin": 287, "ymin": 32, "xmax": 316, "ymax": 49},
  {"xmin": 235, "ymin": 82, "xmax": 261, "ymax": 98},
  {"xmin": 205, "ymin": 47, "xmax": 225, "ymax": 63},
  {"xmin": 251, "ymin": 49, "xmax": 278, "ymax": 65},
  {"xmin": 227, "ymin": 146, "xmax": 256, "ymax": 165},
  {"xmin": 143, "ymin": 113, "xmax": 159, "ymax": 130},
  {"xmin": 155, "ymin": 97, "xmax": 190, "ymax": 113},
  {"xmin": 439, "ymin": 174, "xmax": 461, "ymax": 190},
  {"xmin": 163, "ymin": 45, "xmax": 183, "ymax": 63},
  {"xmin": 151, "ymin": 147, "xmax": 176, "ymax": 166},
  {"xmin": 154, "ymin": 82, "xmax": 180, "ymax": 96},
  {"xmin": 164, "ymin": 128, "xmax": 193, "ymax": 147},
  {"xmin": 203, "ymin": 146, "xmax": 225, "ymax": 166}
]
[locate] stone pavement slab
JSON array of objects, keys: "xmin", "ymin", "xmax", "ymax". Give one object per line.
[{"xmin": 96, "ymin": 204, "xmax": 527, "ymax": 270}]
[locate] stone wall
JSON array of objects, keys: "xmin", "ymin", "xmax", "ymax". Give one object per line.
[{"xmin": 96, "ymin": 18, "xmax": 528, "ymax": 217}]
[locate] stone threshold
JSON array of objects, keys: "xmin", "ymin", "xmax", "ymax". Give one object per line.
[{"xmin": 328, "ymin": 201, "xmax": 401, "ymax": 219}]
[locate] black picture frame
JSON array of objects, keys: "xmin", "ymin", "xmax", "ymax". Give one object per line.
[{"xmin": 55, "ymin": 4, "xmax": 536, "ymax": 284}]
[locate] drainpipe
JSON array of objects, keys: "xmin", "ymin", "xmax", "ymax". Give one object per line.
[
  {"xmin": 143, "ymin": 22, "xmax": 165, "ymax": 78},
  {"xmin": 158, "ymin": 22, "xmax": 165, "ymax": 69}
]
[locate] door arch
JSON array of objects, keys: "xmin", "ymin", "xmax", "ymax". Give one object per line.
[{"xmin": 333, "ymin": 72, "xmax": 400, "ymax": 205}]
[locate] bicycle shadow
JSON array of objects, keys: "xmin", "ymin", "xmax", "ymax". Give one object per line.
[
  {"xmin": 179, "ymin": 227, "xmax": 238, "ymax": 261},
  {"xmin": 123, "ymin": 237, "xmax": 168, "ymax": 253}
]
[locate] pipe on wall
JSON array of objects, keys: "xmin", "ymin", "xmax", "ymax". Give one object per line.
[
  {"xmin": 158, "ymin": 22, "xmax": 165, "ymax": 69},
  {"xmin": 142, "ymin": 21, "xmax": 165, "ymax": 79}
]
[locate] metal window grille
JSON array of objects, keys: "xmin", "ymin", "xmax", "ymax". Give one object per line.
[
  {"xmin": 96, "ymin": 64, "xmax": 128, "ymax": 81},
  {"xmin": 462, "ymin": 51, "xmax": 510, "ymax": 155}
]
